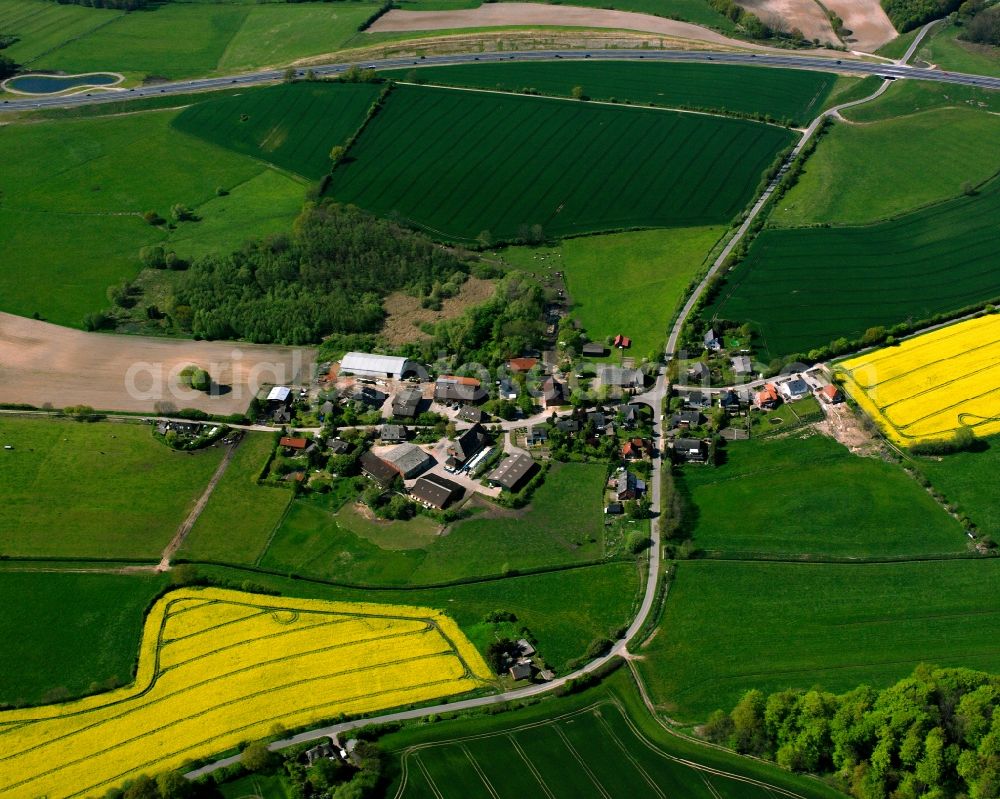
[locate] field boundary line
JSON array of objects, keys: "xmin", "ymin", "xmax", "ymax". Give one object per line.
[
  {"xmin": 460, "ymin": 744, "xmax": 501, "ymax": 799},
  {"xmin": 413, "ymin": 754, "xmax": 445, "ymax": 799},
  {"xmin": 552, "ymin": 724, "xmax": 614, "ymax": 799},
  {"xmin": 594, "ymin": 710, "xmax": 666, "ymax": 797},
  {"xmin": 507, "ymin": 733, "xmax": 557, "ymax": 799}
]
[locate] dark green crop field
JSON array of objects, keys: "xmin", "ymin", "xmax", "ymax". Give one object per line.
[
  {"xmin": 380, "ymin": 670, "xmax": 843, "ymax": 799},
  {"xmin": 706, "ymin": 175, "xmax": 1000, "ymax": 359},
  {"xmin": 326, "ymin": 85, "xmax": 795, "ymax": 243},
  {"xmin": 172, "ymin": 82, "xmax": 383, "ymax": 180},
  {"xmin": 639, "ymin": 559, "xmax": 1000, "ymax": 722},
  {"xmin": 914, "ymin": 436, "xmax": 1000, "ymax": 538},
  {"xmin": 381, "ymin": 62, "xmax": 838, "ymax": 126},
  {"xmin": 684, "ymin": 432, "xmax": 966, "ymax": 558}
]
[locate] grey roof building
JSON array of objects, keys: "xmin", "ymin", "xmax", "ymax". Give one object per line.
[
  {"xmin": 380, "ymin": 424, "xmax": 407, "ymax": 443},
  {"xmin": 731, "ymin": 355, "xmax": 753, "ymax": 376},
  {"xmin": 360, "ymin": 451, "xmax": 397, "ymax": 487},
  {"xmin": 673, "ymin": 438, "xmax": 708, "ymax": 463},
  {"xmin": 410, "ymin": 474, "xmax": 463, "ymax": 510},
  {"xmin": 382, "ymin": 443, "xmax": 433, "ymax": 479},
  {"xmin": 487, "ymin": 453, "xmax": 538, "ymax": 491},
  {"xmin": 447, "ymin": 423, "xmax": 489, "ymax": 467},
  {"xmin": 582, "ymin": 341, "xmax": 607, "ymax": 357},
  {"xmin": 392, "ymin": 386, "xmax": 423, "ymax": 418}
]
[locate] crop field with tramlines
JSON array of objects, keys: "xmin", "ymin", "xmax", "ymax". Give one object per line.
[
  {"xmin": 380, "ymin": 62, "xmax": 839, "ymax": 126},
  {"xmin": 172, "ymin": 82, "xmax": 383, "ymax": 180},
  {"xmin": 0, "ymin": 588, "xmax": 491, "ymax": 799},
  {"xmin": 395, "ymin": 700, "xmax": 789, "ymax": 799},
  {"xmin": 837, "ymin": 314, "xmax": 1000, "ymax": 445},
  {"xmin": 325, "ymin": 85, "xmax": 794, "ymax": 243},
  {"xmin": 706, "ymin": 176, "xmax": 1000, "ymax": 359}
]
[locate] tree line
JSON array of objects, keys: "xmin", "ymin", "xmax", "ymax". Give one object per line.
[{"xmin": 702, "ymin": 665, "xmax": 1000, "ymax": 799}]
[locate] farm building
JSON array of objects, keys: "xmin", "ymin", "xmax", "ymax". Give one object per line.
[
  {"xmin": 731, "ymin": 356, "xmax": 753, "ymax": 377},
  {"xmin": 347, "ymin": 385, "xmax": 387, "ymax": 407},
  {"xmin": 488, "ymin": 453, "xmax": 538, "ymax": 492},
  {"xmin": 409, "ymin": 474, "xmax": 463, "ymax": 510},
  {"xmin": 434, "ymin": 375, "xmax": 483, "ymax": 404},
  {"xmin": 360, "ymin": 451, "xmax": 397, "ymax": 487},
  {"xmin": 582, "ymin": 342, "xmax": 607, "ymax": 357},
  {"xmin": 266, "ymin": 385, "xmax": 293, "ymax": 423},
  {"xmin": 779, "ymin": 378, "xmax": 811, "ymax": 401},
  {"xmin": 380, "ymin": 424, "xmax": 407, "ymax": 444},
  {"xmin": 446, "ymin": 423, "xmax": 489, "ymax": 470},
  {"xmin": 382, "ymin": 443, "xmax": 433, "ymax": 479},
  {"xmin": 820, "ymin": 384, "xmax": 843, "ymax": 404},
  {"xmin": 613, "ymin": 334, "xmax": 632, "ymax": 349},
  {"xmin": 392, "ymin": 386, "xmax": 423, "ymax": 419},
  {"xmin": 673, "ymin": 438, "xmax": 708, "ymax": 463},
  {"xmin": 339, "ymin": 352, "xmax": 420, "ymax": 380},
  {"xmin": 509, "ymin": 662, "xmax": 532, "ymax": 681},
  {"xmin": 755, "ymin": 384, "xmax": 781, "ymax": 410}
]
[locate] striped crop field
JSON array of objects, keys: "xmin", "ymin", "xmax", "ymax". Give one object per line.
[
  {"xmin": 325, "ymin": 85, "xmax": 795, "ymax": 243},
  {"xmin": 0, "ymin": 587, "xmax": 491, "ymax": 799},
  {"xmin": 837, "ymin": 314, "xmax": 1000, "ymax": 444},
  {"xmin": 706, "ymin": 175, "xmax": 1000, "ymax": 359}
]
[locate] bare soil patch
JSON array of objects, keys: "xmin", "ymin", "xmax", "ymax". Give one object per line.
[
  {"xmin": 736, "ymin": 0, "xmax": 838, "ymax": 46},
  {"xmin": 823, "ymin": 0, "xmax": 896, "ymax": 52},
  {"xmin": 0, "ymin": 313, "xmax": 314, "ymax": 415},
  {"xmin": 368, "ymin": 3, "xmax": 762, "ymax": 48},
  {"xmin": 381, "ymin": 276, "xmax": 495, "ymax": 345},
  {"xmin": 815, "ymin": 403, "xmax": 882, "ymax": 457}
]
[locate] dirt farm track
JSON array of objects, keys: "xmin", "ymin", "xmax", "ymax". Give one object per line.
[{"xmin": 0, "ymin": 313, "xmax": 314, "ymax": 415}]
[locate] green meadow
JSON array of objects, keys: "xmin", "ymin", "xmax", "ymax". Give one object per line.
[
  {"xmin": 683, "ymin": 432, "xmax": 967, "ymax": 558},
  {"xmin": 913, "ymin": 436, "xmax": 1000, "ymax": 539},
  {"xmin": 0, "ymin": 418, "xmax": 223, "ymax": 560},
  {"xmin": 639, "ymin": 558, "xmax": 1000, "ymax": 721}
]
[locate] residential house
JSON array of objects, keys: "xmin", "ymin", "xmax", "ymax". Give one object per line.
[
  {"xmin": 327, "ymin": 438, "xmax": 351, "ymax": 455},
  {"xmin": 498, "ymin": 378, "xmax": 519, "ymax": 401},
  {"xmin": 683, "ymin": 390, "xmax": 711, "ymax": 410},
  {"xmin": 487, "ymin": 453, "xmax": 538, "ymax": 492},
  {"xmin": 527, "ymin": 426, "xmax": 549, "ymax": 446},
  {"xmin": 556, "ymin": 417, "xmax": 580, "ymax": 434},
  {"xmin": 613, "ymin": 334, "xmax": 632, "ymax": 349},
  {"xmin": 673, "ymin": 438, "xmax": 708, "ymax": 463},
  {"xmin": 598, "ymin": 365, "xmax": 644, "ymax": 393},
  {"xmin": 718, "ymin": 390, "xmax": 741, "ymax": 413},
  {"xmin": 517, "ymin": 638, "xmax": 536, "ymax": 657},
  {"xmin": 622, "ymin": 438, "xmax": 651, "ymax": 460},
  {"xmin": 754, "ymin": 383, "xmax": 781, "ymax": 410},
  {"xmin": 671, "ymin": 410, "xmax": 703, "ymax": 430},
  {"xmin": 319, "ymin": 400, "xmax": 335, "ymax": 419},
  {"xmin": 509, "ymin": 662, "xmax": 533, "ymax": 681},
  {"xmin": 456, "ymin": 406, "xmax": 487, "ymax": 424},
  {"xmin": 391, "ymin": 386, "xmax": 423, "ymax": 419},
  {"xmin": 380, "ymin": 424, "xmax": 407, "ymax": 444},
  {"xmin": 409, "ymin": 474, "xmax": 463, "ymax": 510},
  {"xmin": 621, "ymin": 403, "xmax": 642, "ymax": 428},
  {"xmin": 586, "ymin": 411, "xmax": 607, "ymax": 431},
  {"xmin": 820, "ymin": 384, "xmax": 843, "ymax": 405},
  {"xmin": 605, "ymin": 502, "xmax": 624, "ymax": 515},
  {"xmin": 616, "ymin": 470, "xmax": 646, "ymax": 501},
  {"xmin": 507, "ymin": 357, "xmax": 538, "ymax": 373},
  {"xmin": 704, "ymin": 328, "xmax": 722, "ymax": 351},
  {"xmin": 780, "ymin": 378, "xmax": 811, "ymax": 402},
  {"xmin": 687, "ymin": 362, "xmax": 710, "ymax": 382},
  {"xmin": 731, "ymin": 355, "xmax": 753, "ymax": 377},
  {"xmin": 541, "ymin": 376, "xmax": 566, "ymax": 408},
  {"xmin": 279, "ymin": 436, "xmax": 309, "ymax": 453},
  {"xmin": 305, "ymin": 743, "xmax": 335, "ymax": 766},
  {"xmin": 360, "ymin": 450, "xmax": 397, "ymax": 487},
  {"xmin": 348, "ymin": 385, "xmax": 387, "ymax": 407}
]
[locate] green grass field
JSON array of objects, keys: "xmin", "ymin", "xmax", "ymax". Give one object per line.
[
  {"xmin": 171, "ymin": 82, "xmax": 382, "ymax": 180},
  {"xmin": 380, "ymin": 62, "xmax": 838, "ymax": 126},
  {"xmin": 326, "ymin": 84, "xmax": 794, "ymax": 243},
  {"xmin": 772, "ymin": 109, "xmax": 1000, "ymax": 226},
  {"xmin": 0, "ymin": 571, "xmax": 168, "ymax": 706},
  {"xmin": 504, "ymin": 227, "xmax": 723, "ymax": 357},
  {"xmin": 915, "ymin": 21, "xmax": 1000, "ymax": 78},
  {"xmin": 258, "ymin": 463, "xmax": 610, "ymax": 585},
  {"xmin": 639, "ymin": 558, "xmax": 1000, "ymax": 721},
  {"xmin": 840, "ymin": 79, "xmax": 1000, "ymax": 123},
  {"xmin": 684, "ymin": 432, "xmax": 966, "ymax": 557},
  {"xmin": 175, "ymin": 433, "xmax": 293, "ymax": 565},
  {"xmin": 706, "ymin": 174, "xmax": 1000, "ymax": 359},
  {"xmin": 0, "ymin": 107, "xmax": 304, "ymax": 325},
  {"xmin": 379, "ymin": 669, "xmax": 843, "ymax": 799},
  {"xmin": 913, "ymin": 436, "xmax": 1000, "ymax": 538},
  {"xmin": 0, "ymin": 418, "xmax": 224, "ymax": 560},
  {"xmin": 0, "ymin": 0, "xmax": 379, "ymax": 80}
]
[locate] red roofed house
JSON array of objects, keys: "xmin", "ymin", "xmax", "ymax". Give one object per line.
[
  {"xmin": 754, "ymin": 383, "xmax": 781, "ymax": 410},
  {"xmin": 507, "ymin": 357, "xmax": 538, "ymax": 373},
  {"xmin": 279, "ymin": 436, "xmax": 309, "ymax": 451},
  {"xmin": 820, "ymin": 384, "xmax": 843, "ymax": 405},
  {"xmin": 621, "ymin": 438, "xmax": 650, "ymax": 460}
]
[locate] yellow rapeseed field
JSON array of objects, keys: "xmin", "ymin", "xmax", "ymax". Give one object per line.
[
  {"xmin": 838, "ymin": 314, "xmax": 1000, "ymax": 444},
  {"xmin": 0, "ymin": 587, "xmax": 492, "ymax": 799}
]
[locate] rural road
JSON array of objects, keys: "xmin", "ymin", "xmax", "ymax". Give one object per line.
[
  {"xmin": 3, "ymin": 48, "xmax": 1000, "ymax": 114},
  {"xmin": 184, "ymin": 368, "xmax": 668, "ymax": 779}
]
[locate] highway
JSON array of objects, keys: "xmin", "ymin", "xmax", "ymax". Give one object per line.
[{"xmin": 4, "ymin": 47, "xmax": 1000, "ymax": 113}]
